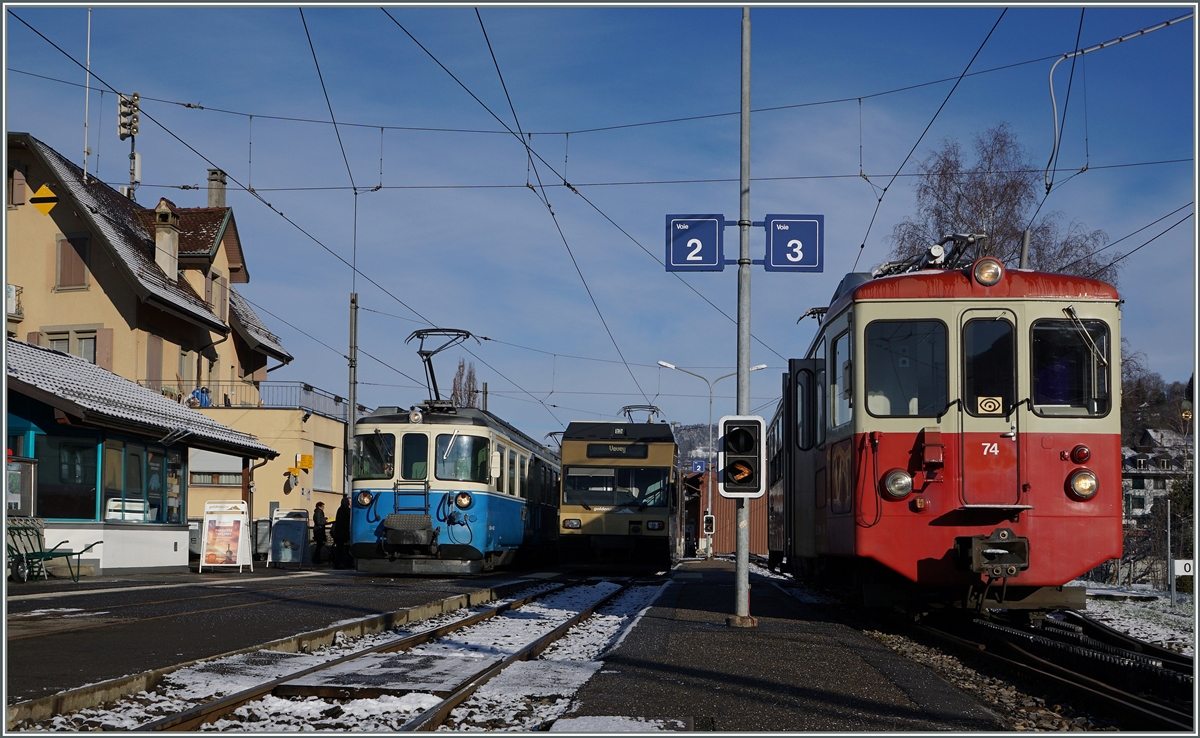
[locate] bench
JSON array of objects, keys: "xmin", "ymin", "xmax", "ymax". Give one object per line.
[{"xmin": 5, "ymin": 517, "xmax": 102, "ymax": 583}]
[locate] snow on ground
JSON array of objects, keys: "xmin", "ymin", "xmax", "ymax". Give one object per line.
[
  {"xmin": 1072, "ymin": 579, "xmax": 1195, "ymax": 656},
  {"xmin": 441, "ymin": 583, "xmax": 667, "ymax": 732},
  {"xmin": 550, "ymin": 715, "xmax": 688, "ymax": 731},
  {"xmin": 21, "ymin": 584, "xmax": 557, "ymax": 732}
]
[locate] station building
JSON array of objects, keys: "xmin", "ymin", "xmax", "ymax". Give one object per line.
[
  {"xmin": 6, "ymin": 338, "xmax": 276, "ymax": 574},
  {"xmin": 6, "ymin": 132, "xmax": 353, "ymax": 531}
]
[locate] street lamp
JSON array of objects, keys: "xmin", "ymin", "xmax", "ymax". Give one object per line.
[{"xmin": 658, "ymin": 360, "xmax": 768, "ymax": 559}]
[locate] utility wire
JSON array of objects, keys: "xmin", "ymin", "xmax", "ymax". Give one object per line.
[
  {"xmin": 101, "ymin": 158, "xmax": 1193, "ymax": 195},
  {"xmin": 7, "ymin": 48, "xmax": 1082, "ymax": 137},
  {"xmin": 381, "ymin": 8, "xmax": 787, "ymax": 362},
  {"xmin": 10, "ymin": 9, "xmax": 563, "ymax": 426},
  {"xmin": 300, "ymin": 8, "xmax": 356, "ymax": 193},
  {"xmin": 852, "ymin": 8, "xmax": 1006, "ymax": 272},
  {"xmin": 1045, "ymin": 9, "xmax": 1086, "ymax": 194},
  {"xmin": 1085, "ymin": 214, "xmax": 1194, "ymax": 278},
  {"xmin": 1058, "ymin": 202, "xmax": 1193, "ymax": 274}
]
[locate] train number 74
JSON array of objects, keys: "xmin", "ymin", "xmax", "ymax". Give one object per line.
[{"xmin": 981, "ymin": 442, "xmax": 999, "ymax": 456}]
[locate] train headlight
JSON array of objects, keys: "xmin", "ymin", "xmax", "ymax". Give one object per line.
[
  {"xmin": 1067, "ymin": 469, "xmax": 1098, "ymax": 500},
  {"xmin": 882, "ymin": 469, "xmax": 914, "ymax": 499},
  {"xmin": 454, "ymin": 492, "xmax": 473, "ymax": 510},
  {"xmin": 973, "ymin": 258, "xmax": 1004, "ymax": 286},
  {"xmin": 562, "ymin": 518, "xmax": 581, "ymax": 529},
  {"xmin": 647, "ymin": 521, "xmax": 665, "ymax": 531},
  {"xmin": 409, "ymin": 408, "xmax": 423, "ymax": 424},
  {"xmin": 355, "ymin": 490, "xmax": 374, "ymax": 507},
  {"xmin": 1070, "ymin": 444, "xmax": 1091, "ymax": 464}
]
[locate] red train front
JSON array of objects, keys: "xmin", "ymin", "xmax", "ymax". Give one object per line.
[{"xmin": 768, "ymin": 253, "xmax": 1122, "ymax": 610}]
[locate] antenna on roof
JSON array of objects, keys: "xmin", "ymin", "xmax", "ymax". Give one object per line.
[{"xmin": 82, "ymin": 7, "xmax": 92, "ymax": 180}]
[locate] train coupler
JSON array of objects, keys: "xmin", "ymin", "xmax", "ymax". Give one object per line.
[{"xmin": 954, "ymin": 527, "xmax": 1030, "ymax": 578}]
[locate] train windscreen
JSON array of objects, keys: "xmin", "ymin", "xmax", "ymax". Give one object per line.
[
  {"xmin": 564, "ymin": 466, "xmax": 670, "ymax": 508},
  {"xmin": 435, "ymin": 434, "xmax": 491, "ymax": 483},
  {"xmin": 353, "ymin": 431, "xmax": 395, "ymax": 480},
  {"xmin": 1031, "ymin": 319, "xmax": 1111, "ymax": 416}
]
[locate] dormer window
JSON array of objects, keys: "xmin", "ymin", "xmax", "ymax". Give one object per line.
[
  {"xmin": 1158, "ymin": 458, "xmax": 1171, "ymax": 470},
  {"xmin": 1135, "ymin": 458, "xmax": 1147, "ymax": 470}
]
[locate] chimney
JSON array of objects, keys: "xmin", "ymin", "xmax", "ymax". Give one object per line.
[
  {"xmin": 207, "ymin": 168, "xmax": 227, "ymax": 208},
  {"xmin": 154, "ymin": 198, "xmax": 180, "ymax": 280}
]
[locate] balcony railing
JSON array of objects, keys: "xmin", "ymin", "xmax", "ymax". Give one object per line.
[
  {"xmin": 139, "ymin": 380, "xmax": 369, "ymax": 422},
  {"xmin": 7, "ymin": 284, "xmax": 23, "ymax": 321}
]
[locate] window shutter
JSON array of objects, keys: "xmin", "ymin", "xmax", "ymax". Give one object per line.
[
  {"xmin": 26, "ymin": 331, "xmax": 42, "ymax": 346},
  {"xmin": 96, "ymin": 328, "xmax": 114, "ymax": 371},
  {"xmin": 11, "ymin": 169, "xmax": 26, "ymax": 205},
  {"xmin": 253, "ymin": 363, "xmax": 267, "ymax": 382},
  {"xmin": 218, "ymin": 277, "xmax": 228, "ymax": 321},
  {"xmin": 57, "ymin": 236, "xmax": 88, "ymax": 288},
  {"xmin": 204, "ymin": 271, "xmax": 213, "ymax": 305},
  {"xmin": 146, "ymin": 334, "xmax": 163, "ymax": 385}
]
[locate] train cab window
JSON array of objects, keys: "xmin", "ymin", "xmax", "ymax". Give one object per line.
[
  {"xmin": 519, "ymin": 456, "xmax": 528, "ymax": 498},
  {"xmin": 435, "ymin": 434, "xmax": 490, "ymax": 483},
  {"xmin": 813, "ymin": 340, "xmax": 827, "ymax": 446},
  {"xmin": 1030, "ymin": 319, "xmax": 1111, "ymax": 416},
  {"xmin": 496, "ymin": 444, "xmax": 506, "ymax": 492},
  {"xmin": 963, "ymin": 319, "xmax": 1015, "ymax": 416},
  {"xmin": 564, "ymin": 467, "xmax": 670, "ymax": 508},
  {"xmin": 400, "ymin": 433, "xmax": 428, "ymax": 480},
  {"xmin": 353, "ymin": 431, "xmax": 395, "ymax": 480},
  {"xmin": 830, "ymin": 332, "xmax": 852, "ymax": 427},
  {"xmin": 865, "ymin": 321, "xmax": 947, "ymax": 417},
  {"xmin": 508, "ymin": 450, "xmax": 518, "ymax": 496}
]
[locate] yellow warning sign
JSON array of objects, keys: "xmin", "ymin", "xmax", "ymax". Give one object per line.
[
  {"xmin": 297, "ymin": 454, "xmax": 314, "ymax": 470},
  {"xmin": 31, "ymin": 184, "xmax": 58, "ymax": 216},
  {"xmin": 287, "ymin": 467, "xmax": 303, "ymax": 477}
]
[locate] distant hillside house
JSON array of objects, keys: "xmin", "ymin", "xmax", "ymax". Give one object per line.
[{"xmin": 1121, "ymin": 428, "xmax": 1193, "ymax": 524}]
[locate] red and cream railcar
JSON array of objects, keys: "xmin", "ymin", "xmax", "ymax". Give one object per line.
[{"xmin": 767, "ymin": 255, "xmax": 1121, "ymax": 610}]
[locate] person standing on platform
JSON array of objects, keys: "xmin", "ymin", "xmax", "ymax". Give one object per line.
[
  {"xmin": 312, "ymin": 501, "xmax": 328, "ymax": 565},
  {"xmin": 332, "ymin": 496, "xmax": 352, "ymax": 569}
]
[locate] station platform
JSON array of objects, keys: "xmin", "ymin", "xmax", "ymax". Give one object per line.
[{"xmin": 563, "ymin": 558, "xmax": 1003, "ymax": 731}]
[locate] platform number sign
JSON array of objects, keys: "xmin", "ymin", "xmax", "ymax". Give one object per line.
[
  {"xmin": 666, "ymin": 215, "xmax": 724, "ymax": 272},
  {"xmin": 764, "ymin": 214, "xmax": 823, "ymax": 272},
  {"xmin": 1175, "ymin": 560, "xmax": 1194, "ymax": 576}
]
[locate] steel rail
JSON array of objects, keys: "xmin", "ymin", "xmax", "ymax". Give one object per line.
[
  {"xmin": 1058, "ymin": 609, "xmax": 1194, "ymax": 672},
  {"xmin": 138, "ymin": 583, "xmax": 566, "ymax": 731},
  {"xmin": 915, "ymin": 622, "xmax": 1193, "ymax": 731},
  {"xmin": 400, "ymin": 580, "xmax": 633, "ymax": 731}
]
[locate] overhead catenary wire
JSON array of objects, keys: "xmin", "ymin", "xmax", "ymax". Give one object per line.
[
  {"xmin": 9, "ymin": 9, "xmax": 566, "ymax": 427},
  {"xmin": 852, "ymin": 8, "xmax": 1007, "ymax": 272},
  {"xmin": 1045, "ymin": 8, "xmax": 1086, "ymax": 195},
  {"xmin": 1085, "ymin": 213, "xmax": 1194, "ymax": 279},
  {"xmin": 95, "ymin": 158, "xmax": 1194, "ymax": 195}
]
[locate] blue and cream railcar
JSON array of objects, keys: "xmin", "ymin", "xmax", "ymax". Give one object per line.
[{"xmin": 350, "ymin": 404, "xmax": 561, "ymax": 575}]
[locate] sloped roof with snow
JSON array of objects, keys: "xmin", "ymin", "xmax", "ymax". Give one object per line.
[
  {"xmin": 10, "ymin": 132, "xmax": 227, "ymax": 333},
  {"xmin": 6, "ymin": 338, "xmax": 276, "ymax": 459},
  {"xmin": 228, "ymin": 287, "xmax": 292, "ymax": 363}
]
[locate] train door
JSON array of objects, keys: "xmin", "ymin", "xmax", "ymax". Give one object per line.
[
  {"xmin": 789, "ymin": 358, "xmax": 821, "ymax": 563},
  {"xmin": 958, "ymin": 308, "xmax": 1021, "ymax": 506},
  {"xmin": 396, "ymin": 432, "xmax": 431, "ymax": 513}
]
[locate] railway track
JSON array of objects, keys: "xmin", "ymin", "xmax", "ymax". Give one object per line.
[
  {"xmin": 24, "ymin": 577, "xmax": 661, "ymax": 732},
  {"xmin": 916, "ymin": 610, "xmax": 1194, "ymax": 731}
]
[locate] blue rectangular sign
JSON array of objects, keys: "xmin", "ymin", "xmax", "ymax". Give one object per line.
[
  {"xmin": 691, "ymin": 460, "xmax": 707, "ymax": 473},
  {"xmin": 666, "ymin": 214, "xmax": 724, "ymax": 271},
  {"xmin": 764, "ymin": 214, "xmax": 823, "ymax": 272}
]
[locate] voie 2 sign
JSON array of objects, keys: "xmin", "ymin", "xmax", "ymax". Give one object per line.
[{"xmin": 665, "ymin": 215, "xmax": 724, "ymax": 272}]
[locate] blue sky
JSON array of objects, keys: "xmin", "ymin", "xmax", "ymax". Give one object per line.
[{"xmin": 6, "ymin": 5, "xmax": 1195, "ymax": 442}]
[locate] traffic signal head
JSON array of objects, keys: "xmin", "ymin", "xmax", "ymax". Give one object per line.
[
  {"xmin": 717, "ymin": 415, "xmax": 765, "ymax": 498},
  {"xmin": 118, "ymin": 92, "xmax": 140, "ymax": 141},
  {"xmin": 702, "ymin": 514, "xmax": 715, "ymax": 535}
]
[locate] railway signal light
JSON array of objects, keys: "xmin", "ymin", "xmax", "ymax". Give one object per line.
[
  {"xmin": 718, "ymin": 415, "xmax": 766, "ymax": 498},
  {"xmin": 118, "ymin": 92, "xmax": 140, "ymax": 140},
  {"xmin": 702, "ymin": 514, "xmax": 715, "ymax": 535}
]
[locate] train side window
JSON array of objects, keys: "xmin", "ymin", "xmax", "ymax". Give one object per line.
[
  {"xmin": 1030, "ymin": 319, "xmax": 1111, "ymax": 416},
  {"xmin": 400, "ymin": 433, "xmax": 428, "ymax": 480},
  {"xmin": 509, "ymin": 450, "xmax": 518, "ymax": 496},
  {"xmin": 795, "ymin": 369, "xmax": 813, "ymax": 450},
  {"xmin": 496, "ymin": 444, "xmax": 507, "ymax": 493},
  {"xmin": 830, "ymin": 331, "xmax": 852, "ymax": 427},
  {"xmin": 963, "ymin": 319, "xmax": 1015, "ymax": 416},
  {"xmin": 865, "ymin": 320, "xmax": 948, "ymax": 417}
]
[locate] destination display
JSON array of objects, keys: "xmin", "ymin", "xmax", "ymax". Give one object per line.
[{"xmin": 586, "ymin": 443, "xmax": 649, "ymax": 459}]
